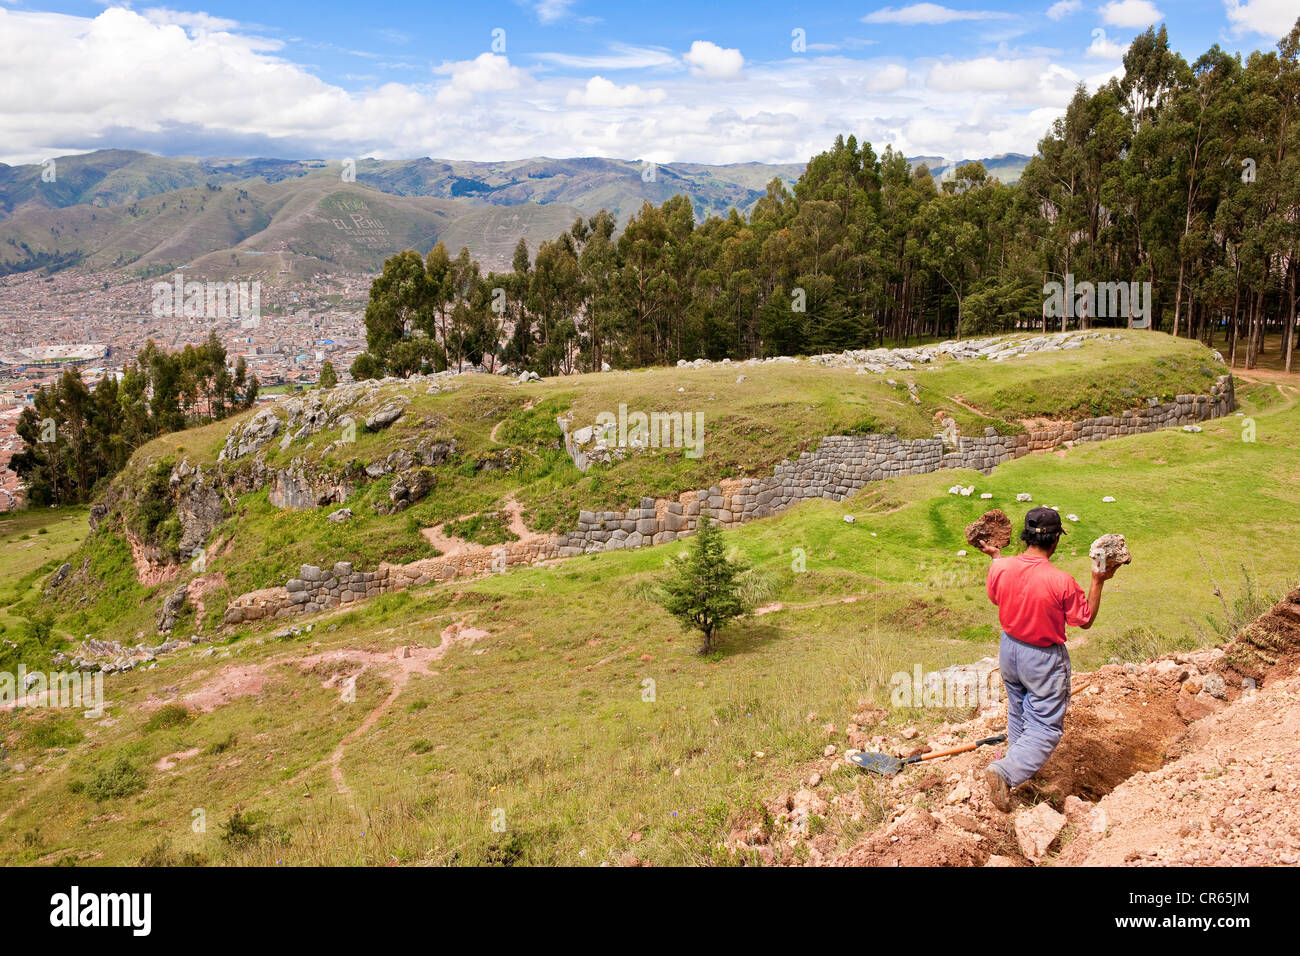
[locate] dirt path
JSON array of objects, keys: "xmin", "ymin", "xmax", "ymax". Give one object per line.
[
  {"xmin": 419, "ymin": 492, "xmax": 541, "ymax": 556},
  {"xmin": 754, "ymin": 589, "xmax": 880, "ymax": 617},
  {"xmin": 947, "ymin": 394, "xmax": 991, "ymax": 417},
  {"xmin": 271, "ymin": 617, "xmax": 490, "ymax": 801},
  {"xmin": 488, "ymin": 401, "xmax": 533, "ymax": 445}
]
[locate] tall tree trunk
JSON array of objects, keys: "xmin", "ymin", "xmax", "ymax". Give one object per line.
[{"xmin": 1287, "ymin": 263, "xmax": 1297, "ymax": 374}]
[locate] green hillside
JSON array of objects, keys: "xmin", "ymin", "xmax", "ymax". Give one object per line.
[
  {"xmin": 0, "ymin": 334, "xmax": 1294, "ymax": 866},
  {"xmin": 25, "ymin": 331, "xmax": 1230, "ymax": 661}
]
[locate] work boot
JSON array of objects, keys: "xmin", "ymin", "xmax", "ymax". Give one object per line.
[{"xmin": 984, "ymin": 767, "xmax": 1013, "ymax": 812}]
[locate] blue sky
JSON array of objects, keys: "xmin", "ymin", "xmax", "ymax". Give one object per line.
[{"xmin": 1, "ymin": 1, "xmax": 1296, "ymax": 166}]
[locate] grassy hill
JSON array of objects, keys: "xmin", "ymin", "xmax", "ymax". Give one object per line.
[
  {"xmin": 2, "ymin": 333, "xmax": 1293, "ymax": 866},
  {"xmin": 37, "ymin": 331, "xmax": 1229, "ymax": 643}
]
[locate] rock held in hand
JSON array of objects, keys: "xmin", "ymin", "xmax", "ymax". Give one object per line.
[
  {"xmin": 1089, "ymin": 533, "xmax": 1132, "ymax": 573},
  {"xmin": 966, "ymin": 509, "xmax": 1012, "ymax": 550}
]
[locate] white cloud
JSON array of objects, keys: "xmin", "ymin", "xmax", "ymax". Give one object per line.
[
  {"xmin": 0, "ymin": 4, "xmax": 1168, "ymax": 172},
  {"xmin": 565, "ymin": 76, "xmax": 666, "ymax": 107},
  {"xmin": 682, "ymin": 40, "xmax": 743, "ymax": 79},
  {"xmin": 1224, "ymin": 0, "xmax": 1299, "ymax": 38},
  {"xmin": 928, "ymin": 56, "xmax": 1048, "ymax": 93},
  {"xmin": 863, "ymin": 4, "xmax": 1011, "ymax": 25},
  {"xmin": 534, "ymin": 44, "xmax": 677, "ymax": 70},
  {"xmin": 142, "ymin": 8, "xmax": 242, "ymax": 32},
  {"xmin": 533, "ymin": 0, "xmax": 576, "ymax": 23},
  {"xmin": 865, "ymin": 64, "xmax": 910, "ymax": 92},
  {"xmin": 1100, "ymin": 1, "xmax": 1164, "ymax": 29},
  {"xmin": 433, "ymin": 53, "xmax": 531, "ymax": 106},
  {"xmin": 1087, "ymin": 28, "xmax": 1127, "ymax": 58},
  {"xmin": 1046, "ymin": 1, "xmax": 1082, "ymax": 19}
]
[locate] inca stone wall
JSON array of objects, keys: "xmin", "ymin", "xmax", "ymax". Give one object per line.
[{"xmin": 224, "ymin": 375, "xmax": 1234, "ymax": 626}]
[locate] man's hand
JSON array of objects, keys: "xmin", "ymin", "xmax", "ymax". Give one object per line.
[
  {"xmin": 978, "ymin": 542, "xmax": 1002, "ymax": 559},
  {"xmin": 1091, "ymin": 563, "xmax": 1119, "ymax": 582}
]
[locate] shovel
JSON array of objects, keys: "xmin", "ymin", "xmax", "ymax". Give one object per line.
[{"xmin": 847, "ymin": 732, "xmax": 1007, "ymax": 776}]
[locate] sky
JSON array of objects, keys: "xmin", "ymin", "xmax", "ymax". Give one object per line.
[{"xmin": 0, "ymin": 0, "xmax": 1297, "ymax": 167}]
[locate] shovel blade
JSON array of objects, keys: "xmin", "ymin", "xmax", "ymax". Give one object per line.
[{"xmin": 848, "ymin": 751, "xmax": 903, "ymax": 775}]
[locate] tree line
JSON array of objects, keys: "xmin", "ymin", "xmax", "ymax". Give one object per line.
[
  {"xmin": 13, "ymin": 333, "xmax": 258, "ymax": 506},
  {"xmin": 353, "ymin": 21, "xmax": 1299, "ymax": 380}
]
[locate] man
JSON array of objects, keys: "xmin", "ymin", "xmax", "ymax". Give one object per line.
[{"xmin": 977, "ymin": 507, "xmax": 1118, "ymax": 811}]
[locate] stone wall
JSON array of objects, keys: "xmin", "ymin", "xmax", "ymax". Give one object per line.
[{"xmin": 224, "ymin": 375, "xmax": 1233, "ymax": 626}]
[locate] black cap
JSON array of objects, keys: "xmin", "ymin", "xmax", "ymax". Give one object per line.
[{"xmin": 1025, "ymin": 506, "xmax": 1068, "ymax": 535}]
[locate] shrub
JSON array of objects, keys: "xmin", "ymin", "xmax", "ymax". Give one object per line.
[
  {"xmin": 144, "ymin": 703, "xmax": 192, "ymax": 732},
  {"xmin": 83, "ymin": 757, "xmax": 146, "ymax": 801}
]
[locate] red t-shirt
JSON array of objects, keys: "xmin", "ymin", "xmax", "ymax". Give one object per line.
[{"xmin": 986, "ymin": 554, "xmax": 1092, "ymax": 646}]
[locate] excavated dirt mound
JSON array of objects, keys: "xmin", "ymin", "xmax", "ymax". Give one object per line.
[
  {"xmin": 1057, "ymin": 667, "xmax": 1300, "ymax": 866},
  {"xmin": 1215, "ymin": 587, "xmax": 1300, "ymax": 689}
]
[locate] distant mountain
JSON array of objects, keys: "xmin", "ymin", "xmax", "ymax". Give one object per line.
[
  {"xmin": 0, "ymin": 150, "xmax": 806, "ymax": 279},
  {"xmin": 0, "ymin": 148, "xmax": 1027, "ymax": 282},
  {"xmin": 907, "ymin": 153, "xmax": 1032, "ymax": 184}
]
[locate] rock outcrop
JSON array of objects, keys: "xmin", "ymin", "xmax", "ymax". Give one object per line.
[{"xmin": 156, "ymin": 583, "xmax": 188, "ymax": 634}]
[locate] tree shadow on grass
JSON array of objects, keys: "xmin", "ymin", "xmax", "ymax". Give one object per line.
[{"xmin": 706, "ymin": 622, "xmax": 786, "ymax": 659}]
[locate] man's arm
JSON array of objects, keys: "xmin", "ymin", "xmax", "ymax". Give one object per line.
[{"xmin": 1077, "ymin": 567, "xmax": 1117, "ymax": 630}]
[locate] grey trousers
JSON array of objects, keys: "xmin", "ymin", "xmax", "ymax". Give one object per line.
[{"xmin": 989, "ymin": 632, "xmax": 1071, "ymax": 787}]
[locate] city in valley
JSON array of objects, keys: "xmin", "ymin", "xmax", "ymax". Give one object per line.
[{"xmin": 0, "ymin": 268, "xmax": 372, "ymax": 508}]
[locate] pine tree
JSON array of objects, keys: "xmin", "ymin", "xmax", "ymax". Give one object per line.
[{"xmin": 659, "ymin": 513, "xmax": 748, "ymax": 654}]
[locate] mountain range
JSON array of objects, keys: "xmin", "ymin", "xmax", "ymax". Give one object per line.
[{"xmin": 0, "ymin": 149, "xmax": 1029, "ymax": 282}]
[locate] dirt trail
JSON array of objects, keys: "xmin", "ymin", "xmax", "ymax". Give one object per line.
[
  {"xmin": 140, "ymin": 663, "xmax": 267, "ymax": 713},
  {"xmin": 156, "ymin": 747, "xmax": 201, "ymax": 772},
  {"xmin": 187, "ymin": 572, "xmax": 228, "ymax": 628},
  {"xmin": 419, "ymin": 493, "xmax": 541, "ymax": 556},
  {"xmin": 754, "ymin": 589, "xmax": 879, "ymax": 617},
  {"xmin": 735, "ymin": 586, "xmax": 1300, "ymax": 867},
  {"xmin": 275, "ymin": 617, "xmax": 490, "ymax": 799}
]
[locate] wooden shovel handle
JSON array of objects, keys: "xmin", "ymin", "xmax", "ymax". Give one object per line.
[
  {"xmin": 910, "ymin": 733, "xmax": 1007, "ymax": 764},
  {"xmin": 916, "ymin": 741, "xmax": 981, "ymax": 762}
]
